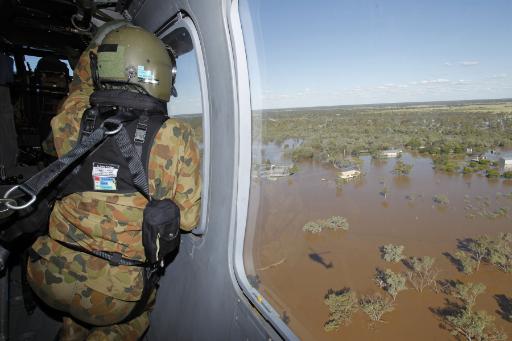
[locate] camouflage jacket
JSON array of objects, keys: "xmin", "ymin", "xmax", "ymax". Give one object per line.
[{"xmin": 31, "ymin": 46, "xmax": 202, "ymax": 301}]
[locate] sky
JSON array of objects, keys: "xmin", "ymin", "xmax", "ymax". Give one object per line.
[
  {"xmin": 167, "ymin": 50, "xmax": 202, "ymax": 115},
  {"xmin": 240, "ymin": 0, "xmax": 512, "ymax": 109}
]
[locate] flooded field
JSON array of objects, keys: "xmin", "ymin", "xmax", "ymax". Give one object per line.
[{"xmin": 245, "ymin": 150, "xmax": 512, "ymax": 340}]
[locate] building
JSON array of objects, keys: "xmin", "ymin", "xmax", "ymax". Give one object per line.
[
  {"xmin": 470, "ymin": 154, "xmax": 486, "ymax": 162},
  {"xmin": 259, "ymin": 164, "xmax": 292, "ymax": 178},
  {"xmin": 380, "ymin": 149, "xmax": 402, "ymax": 158},
  {"xmin": 499, "ymin": 156, "xmax": 512, "ymax": 171},
  {"xmin": 337, "ymin": 166, "xmax": 361, "ymax": 180}
]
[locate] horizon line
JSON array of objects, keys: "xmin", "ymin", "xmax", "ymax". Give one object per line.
[{"xmin": 255, "ymin": 97, "xmax": 512, "ymax": 112}]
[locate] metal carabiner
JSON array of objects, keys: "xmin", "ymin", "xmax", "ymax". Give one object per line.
[
  {"xmin": 101, "ymin": 121, "xmax": 123, "ymax": 136},
  {"xmin": 0, "ymin": 198, "xmax": 16, "ymax": 219},
  {"xmin": 3, "ymin": 185, "xmax": 37, "ymax": 210}
]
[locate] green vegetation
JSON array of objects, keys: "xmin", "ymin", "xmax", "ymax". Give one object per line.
[
  {"xmin": 486, "ymin": 169, "xmax": 501, "ymax": 178},
  {"xmin": 406, "ymin": 256, "xmax": 439, "ymax": 293},
  {"xmin": 503, "ymin": 171, "xmax": 512, "ymax": 179},
  {"xmin": 463, "ymin": 159, "xmax": 493, "ymax": 174},
  {"xmin": 259, "ymin": 101, "xmax": 512, "ymax": 167},
  {"xmin": 438, "ymin": 282, "xmax": 507, "ymax": 341},
  {"xmin": 487, "ymin": 233, "xmax": 512, "ymax": 273},
  {"xmin": 454, "ymin": 251, "xmax": 478, "ymax": 275},
  {"xmin": 464, "ymin": 196, "xmax": 510, "ymax": 220},
  {"xmin": 302, "ymin": 216, "xmax": 349, "ymax": 233},
  {"xmin": 289, "ymin": 164, "xmax": 300, "ymax": 174},
  {"xmin": 290, "ymin": 146, "xmax": 314, "ymax": 161},
  {"xmin": 433, "ymin": 194, "xmax": 450, "ymax": 207},
  {"xmin": 302, "ymin": 221, "xmax": 323, "ymax": 234},
  {"xmin": 324, "ymin": 216, "xmax": 350, "ymax": 231},
  {"xmin": 375, "ymin": 269, "xmax": 407, "ymax": 300},
  {"xmin": 359, "ymin": 293, "xmax": 395, "ymax": 323},
  {"xmin": 452, "ymin": 234, "xmax": 512, "ymax": 274},
  {"xmin": 393, "ymin": 160, "xmax": 413, "ymax": 176},
  {"xmin": 451, "ymin": 282, "xmax": 486, "ymax": 310},
  {"xmin": 323, "ymin": 289, "xmax": 359, "ymax": 332},
  {"xmin": 466, "ymin": 236, "xmax": 489, "ymax": 271},
  {"xmin": 381, "ymin": 244, "xmax": 406, "ymax": 263},
  {"xmin": 433, "ymin": 156, "xmax": 461, "ymax": 173},
  {"xmin": 463, "ymin": 166, "xmax": 476, "ymax": 174}
]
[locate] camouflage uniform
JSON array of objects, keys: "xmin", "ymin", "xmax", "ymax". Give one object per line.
[{"xmin": 26, "ymin": 40, "xmax": 201, "ymax": 340}]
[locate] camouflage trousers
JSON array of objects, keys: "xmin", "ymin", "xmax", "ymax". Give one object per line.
[{"xmin": 26, "ymin": 256, "xmax": 154, "ymax": 341}]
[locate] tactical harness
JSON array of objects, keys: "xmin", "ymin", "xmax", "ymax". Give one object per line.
[{"xmin": 2, "ymin": 90, "xmax": 182, "ymax": 322}]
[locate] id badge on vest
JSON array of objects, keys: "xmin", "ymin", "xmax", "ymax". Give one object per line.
[{"xmin": 92, "ymin": 162, "xmax": 120, "ymax": 191}]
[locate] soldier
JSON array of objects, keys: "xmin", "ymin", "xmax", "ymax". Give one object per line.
[{"xmin": 25, "ymin": 24, "xmax": 201, "ymax": 340}]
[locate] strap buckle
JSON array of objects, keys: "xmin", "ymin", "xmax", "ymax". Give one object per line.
[
  {"xmin": 82, "ymin": 107, "xmax": 99, "ymax": 135},
  {"xmin": 3, "ymin": 184, "xmax": 37, "ymax": 210},
  {"xmin": 83, "ymin": 112, "xmax": 97, "ymax": 135},
  {"xmin": 134, "ymin": 116, "xmax": 149, "ymax": 144}
]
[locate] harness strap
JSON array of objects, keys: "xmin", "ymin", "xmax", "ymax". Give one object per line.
[
  {"xmin": 134, "ymin": 115, "xmax": 149, "ymax": 157},
  {"xmin": 121, "ymin": 266, "xmax": 160, "ymax": 323},
  {"xmin": 113, "ymin": 123, "xmax": 151, "ymax": 200},
  {"xmin": 55, "ymin": 240, "xmax": 148, "ymax": 267},
  {"xmin": 16, "ymin": 115, "xmax": 125, "ymax": 199}
]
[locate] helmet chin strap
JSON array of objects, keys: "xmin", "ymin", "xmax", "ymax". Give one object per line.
[{"xmin": 89, "ymin": 51, "xmax": 101, "ymax": 89}]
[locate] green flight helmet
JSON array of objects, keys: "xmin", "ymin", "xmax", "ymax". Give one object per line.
[{"xmin": 96, "ymin": 25, "xmax": 176, "ymax": 102}]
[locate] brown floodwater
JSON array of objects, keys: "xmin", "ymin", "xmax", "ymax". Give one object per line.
[{"xmin": 244, "ymin": 151, "xmax": 512, "ymax": 341}]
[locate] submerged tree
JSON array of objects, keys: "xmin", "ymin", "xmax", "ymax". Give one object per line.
[
  {"xmin": 303, "ymin": 221, "xmax": 323, "ymax": 233},
  {"xmin": 325, "ymin": 216, "xmax": 350, "ymax": 231},
  {"xmin": 433, "ymin": 194, "xmax": 450, "ymax": 207},
  {"xmin": 439, "ymin": 282, "xmax": 507, "ymax": 341},
  {"xmin": 467, "ymin": 236, "xmax": 491, "ymax": 271},
  {"xmin": 454, "ymin": 251, "xmax": 478, "ymax": 275},
  {"xmin": 303, "ymin": 216, "xmax": 350, "ymax": 234},
  {"xmin": 359, "ymin": 293, "xmax": 395, "ymax": 323},
  {"xmin": 375, "ymin": 269, "xmax": 407, "ymax": 301},
  {"xmin": 289, "ymin": 164, "xmax": 300, "ymax": 174},
  {"xmin": 452, "ymin": 282, "xmax": 486, "ymax": 311},
  {"xmin": 323, "ymin": 289, "xmax": 359, "ymax": 332},
  {"xmin": 446, "ymin": 310, "xmax": 507, "ymax": 341},
  {"xmin": 487, "ymin": 234, "xmax": 512, "ymax": 273},
  {"xmin": 393, "ymin": 160, "xmax": 413, "ymax": 176},
  {"xmin": 381, "ymin": 244, "xmax": 406, "ymax": 263},
  {"xmin": 406, "ymin": 256, "xmax": 439, "ymax": 293}
]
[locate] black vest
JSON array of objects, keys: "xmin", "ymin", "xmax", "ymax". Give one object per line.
[{"xmin": 59, "ymin": 90, "xmax": 168, "ymax": 197}]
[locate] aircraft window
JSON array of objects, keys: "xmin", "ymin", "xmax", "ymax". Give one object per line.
[
  {"xmin": 22, "ymin": 55, "xmax": 73, "ymax": 76},
  {"xmin": 2, "ymin": 54, "xmax": 16, "ymax": 75},
  {"xmin": 161, "ymin": 16, "xmax": 210, "ymax": 235},
  {"xmin": 25, "ymin": 55, "xmax": 41, "ymax": 72},
  {"xmin": 239, "ymin": 1, "xmax": 512, "ymax": 340}
]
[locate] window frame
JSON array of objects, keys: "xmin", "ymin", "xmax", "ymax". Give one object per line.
[
  {"xmin": 229, "ymin": 1, "xmax": 299, "ymax": 339},
  {"xmin": 158, "ymin": 14, "xmax": 210, "ymax": 236}
]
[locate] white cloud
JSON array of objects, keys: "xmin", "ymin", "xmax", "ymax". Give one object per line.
[
  {"xmin": 443, "ymin": 60, "xmax": 480, "ymax": 67},
  {"xmin": 451, "ymin": 79, "xmax": 471, "ymax": 85},
  {"xmin": 492, "ymin": 73, "xmax": 508, "ymax": 79},
  {"xmin": 420, "ymin": 78, "xmax": 450, "ymax": 84},
  {"xmin": 459, "ymin": 60, "xmax": 480, "ymax": 66}
]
